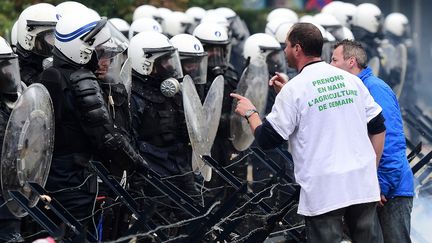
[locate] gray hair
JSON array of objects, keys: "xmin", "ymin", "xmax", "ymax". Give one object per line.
[{"xmin": 334, "ymin": 39, "xmax": 368, "ymax": 69}]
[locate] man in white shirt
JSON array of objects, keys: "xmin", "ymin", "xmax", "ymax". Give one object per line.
[{"xmin": 231, "ymin": 23, "xmax": 385, "ymax": 243}]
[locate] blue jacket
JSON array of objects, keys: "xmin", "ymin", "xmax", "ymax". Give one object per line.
[{"xmin": 358, "ymin": 67, "xmax": 414, "ymax": 198}]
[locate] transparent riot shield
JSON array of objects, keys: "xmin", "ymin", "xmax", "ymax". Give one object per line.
[
  {"xmin": 368, "ymin": 56, "xmax": 381, "ymax": 76},
  {"xmin": 380, "ymin": 40, "xmax": 397, "ymax": 79},
  {"xmin": 393, "ymin": 44, "xmax": 408, "ymax": 98},
  {"xmin": 183, "ymin": 75, "xmax": 224, "ymax": 181},
  {"xmin": 1, "ymin": 83, "xmax": 54, "ymax": 217},
  {"xmin": 230, "ymin": 58, "xmax": 269, "ymax": 151},
  {"xmin": 120, "ymin": 57, "xmax": 132, "ymax": 99}
]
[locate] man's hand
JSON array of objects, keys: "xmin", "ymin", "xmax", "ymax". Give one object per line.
[
  {"xmin": 230, "ymin": 93, "xmax": 256, "ymax": 117},
  {"xmin": 269, "ymin": 72, "xmax": 289, "ymax": 94},
  {"xmin": 230, "ymin": 93, "xmax": 262, "ymax": 133},
  {"xmin": 378, "ymin": 194, "xmax": 387, "ymax": 207}
]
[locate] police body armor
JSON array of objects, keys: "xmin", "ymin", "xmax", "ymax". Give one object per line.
[
  {"xmin": 39, "ymin": 50, "xmax": 144, "ymax": 218},
  {"xmin": 130, "ymin": 72, "xmax": 191, "ymax": 176}
]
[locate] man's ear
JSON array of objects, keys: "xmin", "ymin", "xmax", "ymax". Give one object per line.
[
  {"xmin": 349, "ymin": 57, "xmax": 356, "ymax": 68},
  {"xmin": 295, "ymin": 44, "xmax": 301, "ymax": 54}
]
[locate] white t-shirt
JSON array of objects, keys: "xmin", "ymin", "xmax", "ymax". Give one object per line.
[{"xmin": 266, "ymin": 61, "xmax": 382, "ymax": 216}]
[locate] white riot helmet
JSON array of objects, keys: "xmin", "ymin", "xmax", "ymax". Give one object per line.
[
  {"xmin": 321, "ymin": 1, "xmax": 352, "ymax": 27},
  {"xmin": 158, "ymin": 8, "xmax": 172, "ymax": 21},
  {"xmin": 243, "ymin": 33, "xmax": 286, "ymax": 75},
  {"xmin": 267, "ymin": 8, "xmax": 298, "ymax": 23},
  {"xmin": 17, "ymin": 3, "xmax": 58, "ymax": 57},
  {"xmin": 186, "ymin": 6, "xmax": 206, "ymax": 22},
  {"xmin": 56, "ymin": 1, "xmax": 87, "ymax": 18},
  {"xmin": 170, "ymin": 34, "xmax": 208, "ymax": 84},
  {"xmin": 330, "ymin": 3, "xmax": 357, "ymax": 28},
  {"xmin": 193, "ymin": 22, "xmax": 230, "ymax": 69},
  {"xmin": 321, "ymin": 1, "xmax": 344, "ymax": 15},
  {"xmin": 384, "ymin": 13, "xmax": 409, "ymax": 37},
  {"xmin": 200, "ymin": 12, "xmax": 230, "ymax": 31},
  {"xmin": 133, "ymin": 5, "xmax": 159, "ymax": 22},
  {"xmin": 163, "ymin": 11, "xmax": 194, "ymax": 38},
  {"xmin": 0, "ymin": 36, "xmax": 22, "ymax": 96},
  {"xmin": 265, "ymin": 19, "xmax": 294, "ymax": 45},
  {"xmin": 214, "ymin": 7, "xmax": 237, "ymax": 23},
  {"xmin": 128, "ymin": 31, "xmax": 183, "ymax": 80},
  {"xmin": 313, "ymin": 13, "xmax": 340, "ymax": 29},
  {"xmin": 109, "ymin": 18, "xmax": 130, "ymax": 38},
  {"xmin": 352, "ymin": 3, "xmax": 383, "ymax": 34},
  {"xmin": 314, "ymin": 13, "xmax": 348, "ymax": 41},
  {"xmin": 299, "ymin": 15, "xmax": 314, "ymax": 23},
  {"xmin": 129, "ymin": 17, "xmax": 162, "ymax": 39},
  {"xmin": 55, "ymin": 10, "xmax": 127, "ymax": 66}
]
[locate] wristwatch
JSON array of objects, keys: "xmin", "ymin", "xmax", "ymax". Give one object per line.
[{"xmin": 244, "ymin": 109, "xmax": 258, "ymax": 122}]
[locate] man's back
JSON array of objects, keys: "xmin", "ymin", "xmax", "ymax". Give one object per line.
[{"xmin": 266, "ymin": 61, "xmax": 382, "ymax": 216}]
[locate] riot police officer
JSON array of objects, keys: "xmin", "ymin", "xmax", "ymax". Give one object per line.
[
  {"xmin": 351, "ymin": 3, "xmax": 383, "ymax": 61},
  {"xmin": 193, "ymin": 22, "xmax": 239, "ymax": 167},
  {"xmin": 0, "ymin": 36, "xmax": 25, "ymax": 243},
  {"xmin": 38, "ymin": 10, "xmax": 144, "ymax": 232},
  {"xmin": 16, "ymin": 3, "xmax": 57, "ymax": 85},
  {"xmin": 128, "ymin": 31, "xmax": 197, "ymax": 235}
]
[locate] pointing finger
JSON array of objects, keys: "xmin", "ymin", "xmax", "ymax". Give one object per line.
[{"xmin": 230, "ymin": 93, "xmax": 244, "ymax": 100}]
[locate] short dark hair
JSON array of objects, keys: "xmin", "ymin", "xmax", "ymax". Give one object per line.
[
  {"xmin": 334, "ymin": 39, "xmax": 368, "ymax": 69},
  {"xmin": 287, "ymin": 23, "xmax": 323, "ymax": 57}
]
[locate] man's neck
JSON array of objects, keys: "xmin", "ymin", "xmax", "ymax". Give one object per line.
[
  {"xmin": 351, "ymin": 67, "xmax": 363, "ymax": 76},
  {"xmin": 297, "ymin": 56, "xmax": 322, "ymax": 72}
]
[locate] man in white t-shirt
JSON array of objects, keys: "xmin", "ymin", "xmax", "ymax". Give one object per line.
[{"xmin": 231, "ymin": 23, "xmax": 386, "ymax": 243}]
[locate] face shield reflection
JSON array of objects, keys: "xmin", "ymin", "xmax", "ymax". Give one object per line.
[
  {"xmin": 33, "ymin": 29, "xmax": 55, "ymax": 57},
  {"xmin": 150, "ymin": 49, "xmax": 184, "ymax": 80},
  {"xmin": 205, "ymin": 44, "xmax": 228, "ymax": 69},
  {"xmin": 94, "ymin": 36, "xmax": 127, "ymax": 83},
  {"xmin": 181, "ymin": 54, "xmax": 208, "ymax": 84},
  {"xmin": 0, "ymin": 57, "xmax": 21, "ymax": 95}
]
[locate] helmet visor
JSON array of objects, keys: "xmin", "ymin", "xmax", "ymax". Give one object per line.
[
  {"xmin": 205, "ymin": 44, "xmax": 228, "ymax": 69},
  {"xmin": 181, "ymin": 54, "xmax": 208, "ymax": 84},
  {"xmin": 150, "ymin": 49, "xmax": 184, "ymax": 80},
  {"xmin": 94, "ymin": 25, "xmax": 128, "ymax": 83},
  {"xmin": 266, "ymin": 50, "xmax": 287, "ymax": 76},
  {"xmin": 33, "ymin": 29, "xmax": 55, "ymax": 57},
  {"xmin": 0, "ymin": 56, "xmax": 21, "ymax": 95}
]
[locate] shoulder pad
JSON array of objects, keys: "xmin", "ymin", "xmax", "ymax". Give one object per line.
[
  {"xmin": 70, "ymin": 68, "xmax": 97, "ymax": 84},
  {"xmin": 39, "ymin": 67, "xmax": 68, "ymax": 91}
]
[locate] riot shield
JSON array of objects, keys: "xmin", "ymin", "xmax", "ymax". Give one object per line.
[
  {"xmin": 183, "ymin": 75, "xmax": 224, "ymax": 181},
  {"xmin": 379, "ymin": 41, "xmax": 397, "ymax": 79},
  {"xmin": 1, "ymin": 83, "xmax": 54, "ymax": 217},
  {"xmin": 230, "ymin": 58, "xmax": 269, "ymax": 151},
  {"xmin": 368, "ymin": 56, "xmax": 380, "ymax": 76},
  {"xmin": 393, "ymin": 44, "xmax": 408, "ymax": 98},
  {"xmin": 120, "ymin": 57, "xmax": 132, "ymax": 99}
]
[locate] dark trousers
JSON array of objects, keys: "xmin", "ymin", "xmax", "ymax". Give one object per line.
[
  {"xmin": 377, "ymin": 196, "xmax": 413, "ymax": 243},
  {"xmin": 304, "ymin": 202, "xmax": 383, "ymax": 243}
]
